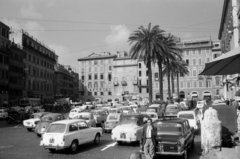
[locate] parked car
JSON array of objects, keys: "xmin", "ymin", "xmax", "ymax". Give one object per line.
[
  {"xmin": 146, "ymin": 106, "xmax": 164, "ymax": 118},
  {"xmin": 165, "ymin": 104, "xmax": 181, "ymax": 117},
  {"xmin": 177, "ymin": 110, "xmax": 201, "ymax": 134},
  {"xmin": 141, "ymin": 112, "xmax": 158, "ymax": 122},
  {"xmin": 152, "ymin": 118, "xmax": 195, "ymax": 159},
  {"xmin": 90, "ymin": 110, "xmax": 108, "ymax": 127},
  {"xmin": 111, "ymin": 114, "xmax": 149, "ymax": 144},
  {"xmin": 5, "ymin": 110, "xmax": 30, "ymax": 124},
  {"xmin": 72, "ymin": 112, "xmax": 96, "ymax": 127},
  {"xmin": 180, "ymin": 100, "xmax": 189, "ymax": 110},
  {"xmin": 35, "ymin": 113, "xmax": 65, "ymax": 137},
  {"xmin": 69, "ymin": 108, "xmax": 82, "ymax": 119},
  {"xmin": 40, "ymin": 119, "xmax": 102, "ymax": 153},
  {"xmin": 23, "ymin": 112, "xmax": 51, "ymax": 132},
  {"xmin": 0, "ymin": 108, "xmax": 8, "ymax": 119},
  {"xmin": 104, "ymin": 113, "xmax": 122, "ymax": 133},
  {"xmin": 196, "ymin": 101, "xmax": 206, "ymax": 109}
]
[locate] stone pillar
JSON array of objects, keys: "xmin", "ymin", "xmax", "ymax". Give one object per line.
[{"xmin": 201, "ymin": 107, "xmax": 222, "ymax": 155}]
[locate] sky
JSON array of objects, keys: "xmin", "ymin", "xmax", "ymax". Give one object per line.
[{"xmin": 0, "ymin": 0, "xmax": 224, "ymax": 71}]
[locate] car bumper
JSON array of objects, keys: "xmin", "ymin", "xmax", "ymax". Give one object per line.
[
  {"xmin": 41, "ymin": 144, "xmax": 68, "ymax": 150},
  {"xmin": 112, "ymin": 137, "xmax": 137, "ymax": 142},
  {"xmin": 156, "ymin": 151, "xmax": 185, "ymax": 156}
]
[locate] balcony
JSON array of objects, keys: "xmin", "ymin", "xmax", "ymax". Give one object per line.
[
  {"xmin": 121, "ymin": 81, "xmax": 127, "ymax": 86},
  {"xmin": 113, "ymin": 81, "xmax": 119, "ymax": 86}
]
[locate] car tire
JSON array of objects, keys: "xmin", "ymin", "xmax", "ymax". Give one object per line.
[
  {"xmin": 69, "ymin": 140, "xmax": 78, "ymax": 153},
  {"xmin": 49, "ymin": 149, "xmax": 56, "ymax": 153},
  {"xmin": 117, "ymin": 141, "xmax": 122, "ymax": 145},
  {"xmin": 27, "ymin": 128, "xmax": 32, "ymax": 132},
  {"xmin": 181, "ymin": 150, "xmax": 187, "ymax": 159},
  {"xmin": 94, "ymin": 133, "xmax": 100, "ymax": 145}
]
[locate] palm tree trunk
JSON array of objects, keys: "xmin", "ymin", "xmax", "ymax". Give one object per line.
[
  {"xmin": 171, "ymin": 73, "xmax": 174, "ymax": 94},
  {"xmin": 167, "ymin": 59, "xmax": 171, "ymax": 100},
  {"xmin": 158, "ymin": 60, "xmax": 163, "ymax": 101},
  {"xmin": 147, "ymin": 61, "xmax": 153, "ymax": 104},
  {"xmin": 177, "ymin": 73, "xmax": 179, "ymax": 99}
]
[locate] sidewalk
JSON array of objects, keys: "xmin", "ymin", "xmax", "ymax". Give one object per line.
[{"xmin": 199, "ymin": 147, "xmax": 240, "ymax": 159}]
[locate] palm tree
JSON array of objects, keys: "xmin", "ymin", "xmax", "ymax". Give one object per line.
[
  {"xmin": 128, "ymin": 23, "xmax": 165, "ymax": 104},
  {"xmin": 162, "ymin": 34, "xmax": 182, "ymax": 100}
]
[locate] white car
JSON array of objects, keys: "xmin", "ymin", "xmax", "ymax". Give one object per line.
[
  {"xmin": 0, "ymin": 108, "xmax": 8, "ymax": 119},
  {"xmin": 141, "ymin": 112, "xmax": 158, "ymax": 122},
  {"xmin": 23, "ymin": 112, "xmax": 50, "ymax": 132},
  {"xmin": 72, "ymin": 112, "xmax": 96, "ymax": 127},
  {"xmin": 40, "ymin": 119, "xmax": 102, "ymax": 153},
  {"xmin": 69, "ymin": 108, "xmax": 83, "ymax": 119},
  {"xmin": 111, "ymin": 115, "xmax": 147, "ymax": 144},
  {"xmin": 196, "ymin": 101, "xmax": 206, "ymax": 109},
  {"xmin": 177, "ymin": 110, "xmax": 200, "ymax": 134}
]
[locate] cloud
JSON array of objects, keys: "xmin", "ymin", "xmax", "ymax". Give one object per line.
[
  {"xmin": 20, "ymin": 4, "xmax": 42, "ymax": 19},
  {"xmin": 105, "ymin": 25, "xmax": 132, "ymax": 52}
]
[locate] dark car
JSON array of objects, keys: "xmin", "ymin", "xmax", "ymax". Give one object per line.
[
  {"xmin": 152, "ymin": 119, "xmax": 195, "ymax": 159},
  {"xmin": 35, "ymin": 113, "xmax": 65, "ymax": 137},
  {"xmin": 5, "ymin": 110, "xmax": 30, "ymax": 124}
]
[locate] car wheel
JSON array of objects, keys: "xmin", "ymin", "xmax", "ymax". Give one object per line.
[
  {"xmin": 181, "ymin": 150, "xmax": 187, "ymax": 159},
  {"xmin": 49, "ymin": 149, "xmax": 56, "ymax": 153},
  {"xmin": 94, "ymin": 133, "xmax": 100, "ymax": 145},
  {"xmin": 117, "ymin": 141, "xmax": 122, "ymax": 145},
  {"xmin": 27, "ymin": 128, "xmax": 32, "ymax": 132},
  {"xmin": 69, "ymin": 140, "xmax": 78, "ymax": 153}
]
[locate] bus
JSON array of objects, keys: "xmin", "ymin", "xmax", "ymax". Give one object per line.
[{"xmin": 20, "ymin": 98, "xmax": 41, "ymax": 107}]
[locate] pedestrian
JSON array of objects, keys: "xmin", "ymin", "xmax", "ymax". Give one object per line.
[
  {"xmin": 129, "ymin": 151, "xmax": 142, "ymax": 159},
  {"xmin": 140, "ymin": 118, "xmax": 157, "ymax": 159}
]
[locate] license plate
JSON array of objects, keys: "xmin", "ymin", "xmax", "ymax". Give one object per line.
[
  {"xmin": 120, "ymin": 133, "xmax": 126, "ymax": 139},
  {"xmin": 49, "ymin": 138, "xmax": 54, "ymax": 143},
  {"xmin": 27, "ymin": 122, "xmax": 30, "ymax": 125}
]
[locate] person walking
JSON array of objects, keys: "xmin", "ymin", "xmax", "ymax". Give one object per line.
[{"xmin": 140, "ymin": 118, "xmax": 157, "ymax": 159}]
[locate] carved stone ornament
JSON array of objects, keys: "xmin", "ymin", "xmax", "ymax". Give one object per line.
[{"xmin": 201, "ymin": 107, "xmax": 222, "ymax": 155}]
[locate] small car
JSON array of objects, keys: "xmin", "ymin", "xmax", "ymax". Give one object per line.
[
  {"xmin": 111, "ymin": 114, "xmax": 149, "ymax": 144},
  {"xmin": 90, "ymin": 110, "xmax": 108, "ymax": 127},
  {"xmin": 104, "ymin": 113, "xmax": 122, "ymax": 133},
  {"xmin": 196, "ymin": 101, "xmax": 206, "ymax": 109},
  {"xmin": 141, "ymin": 112, "xmax": 158, "ymax": 122},
  {"xmin": 0, "ymin": 108, "xmax": 8, "ymax": 119},
  {"xmin": 177, "ymin": 110, "xmax": 201, "ymax": 134},
  {"xmin": 152, "ymin": 119, "xmax": 195, "ymax": 159},
  {"xmin": 72, "ymin": 112, "xmax": 96, "ymax": 127},
  {"xmin": 35, "ymin": 113, "xmax": 65, "ymax": 137},
  {"xmin": 23, "ymin": 112, "xmax": 51, "ymax": 132},
  {"xmin": 146, "ymin": 106, "xmax": 164, "ymax": 118},
  {"xmin": 69, "ymin": 108, "xmax": 82, "ymax": 119},
  {"xmin": 5, "ymin": 110, "xmax": 30, "ymax": 124},
  {"xmin": 108, "ymin": 108, "xmax": 123, "ymax": 114},
  {"xmin": 165, "ymin": 104, "xmax": 181, "ymax": 117},
  {"xmin": 40, "ymin": 119, "xmax": 102, "ymax": 153}
]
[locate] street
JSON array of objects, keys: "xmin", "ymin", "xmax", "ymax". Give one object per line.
[{"xmin": 0, "ymin": 120, "xmax": 203, "ymax": 159}]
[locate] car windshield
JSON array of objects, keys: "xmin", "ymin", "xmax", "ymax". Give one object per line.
[
  {"xmin": 30, "ymin": 114, "xmax": 41, "ymax": 119},
  {"xmin": 120, "ymin": 117, "xmax": 138, "ymax": 125},
  {"xmin": 154, "ymin": 123, "xmax": 182, "ymax": 132},
  {"xmin": 47, "ymin": 124, "xmax": 66, "ymax": 133},
  {"xmin": 74, "ymin": 114, "xmax": 89, "ymax": 120},
  {"xmin": 107, "ymin": 115, "xmax": 120, "ymax": 121},
  {"xmin": 179, "ymin": 114, "xmax": 194, "ymax": 119},
  {"xmin": 42, "ymin": 117, "xmax": 53, "ymax": 122},
  {"xmin": 148, "ymin": 114, "xmax": 157, "ymax": 118},
  {"xmin": 146, "ymin": 109, "xmax": 156, "ymax": 112},
  {"xmin": 197, "ymin": 101, "xmax": 204, "ymax": 104}
]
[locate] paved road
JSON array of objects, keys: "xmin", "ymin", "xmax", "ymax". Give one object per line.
[{"xmin": 0, "ymin": 120, "xmax": 205, "ymax": 159}]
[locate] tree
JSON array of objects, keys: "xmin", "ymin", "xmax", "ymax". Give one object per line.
[{"xmin": 128, "ymin": 23, "xmax": 164, "ymax": 104}]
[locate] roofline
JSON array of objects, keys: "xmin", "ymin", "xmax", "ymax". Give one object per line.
[
  {"xmin": 78, "ymin": 55, "xmax": 117, "ymax": 61},
  {"xmin": 218, "ymin": 0, "xmax": 229, "ymax": 40},
  {"xmin": 0, "ymin": 21, "xmax": 10, "ymax": 30}
]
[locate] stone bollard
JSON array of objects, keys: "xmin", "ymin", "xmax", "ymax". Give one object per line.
[{"xmin": 201, "ymin": 107, "xmax": 222, "ymax": 155}]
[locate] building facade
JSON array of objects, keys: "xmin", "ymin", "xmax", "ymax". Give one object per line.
[
  {"xmin": 22, "ymin": 31, "xmax": 57, "ymax": 103},
  {"xmin": 0, "ymin": 21, "xmax": 10, "ymax": 107}
]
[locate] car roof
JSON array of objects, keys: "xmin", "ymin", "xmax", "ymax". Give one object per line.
[
  {"xmin": 177, "ymin": 111, "xmax": 195, "ymax": 115},
  {"xmin": 76, "ymin": 112, "xmax": 91, "ymax": 115},
  {"xmin": 52, "ymin": 119, "xmax": 86, "ymax": 124},
  {"xmin": 32, "ymin": 112, "xmax": 51, "ymax": 115},
  {"xmin": 122, "ymin": 114, "xmax": 146, "ymax": 119},
  {"xmin": 154, "ymin": 118, "xmax": 187, "ymax": 124},
  {"xmin": 167, "ymin": 104, "xmax": 178, "ymax": 107},
  {"xmin": 42, "ymin": 113, "xmax": 62, "ymax": 117}
]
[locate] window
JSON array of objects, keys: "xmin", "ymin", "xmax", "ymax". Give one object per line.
[
  {"xmin": 94, "ymin": 92, "xmax": 97, "ymax": 96},
  {"xmin": 108, "ymin": 73, "xmax": 112, "ymax": 81},
  {"xmin": 69, "ymin": 123, "xmax": 78, "ymax": 132},
  {"xmin": 78, "ymin": 122, "xmax": 88, "ymax": 129},
  {"xmin": 94, "ymin": 82, "xmax": 98, "ymax": 88},
  {"xmin": 194, "ymin": 81, "xmax": 197, "ymax": 88},
  {"xmin": 81, "ymin": 76, "xmax": 84, "ymax": 81},
  {"xmin": 94, "ymin": 74, "xmax": 98, "ymax": 80},
  {"xmin": 88, "ymin": 82, "xmax": 92, "ymax": 89},
  {"xmin": 100, "ymin": 92, "xmax": 104, "ymax": 95},
  {"xmin": 146, "ymin": 88, "xmax": 149, "ymax": 93},
  {"xmin": 155, "ymin": 82, "xmax": 158, "ymax": 88},
  {"xmin": 186, "ymin": 59, "xmax": 189, "ymax": 65},
  {"xmin": 88, "ymin": 74, "xmax": 92, "ymax": 80},
  {"xmin": 139, "ymin": 88, "xmax": 142, "ymax": 93},
  {"xmin": 206, "ymin": 57, "xmax": 210, "ymax": 63},
  {"xmin": 146, "ymin": 70, "xmax": 148, "ymax": 76},
  {"xmin": 180, "ymin": 82, "xmax": 184, "ymax": 88},
  {"xmin": 100, "ymin": 81, "xmax": 104, "ymax": 88},
  {"xmin": 139, "ymin": 71, "xmax": 142, "ymax": 77},
  {"xmin": 108, "ymin": 92, "xmax": 112, "ymax": 95},
  {"xmin": 139, "ymin": 80, "xmax": 142, "ymax": 86},
  {"xmin": 187, "ymin": 81, "xmax": 191, "ymax": 88},
  {"xmin": 88, "ymin": 61, "xmax": 91, "ymax": 66},
  {"xmin": 186, "ymin": 50, "xmax": 189, "ymax": 56},
  {"xmin": 216, "ymin": 78, "xmax": 220, "ymax": 86},
  {"xmin": 206, "ymin": 49, "xmax": 210, "ymax": 53},
  {"xmin": 109, "ymin": 66, "xmax": 112, "ymax": 71},
  {"xmin": 108, "ymin": 59, "xmax": 111, "ymax": 64},
  {"xmin": 198, "ymin": 49, "xmax": 201, "ymax": 55},
  {"xmin": 193, "ymin": 59, "xmax": 196, "ymax": 65},
  {"xmin": 192, "ymin": 50, "xmax": 195, "ymax": 55},
  {"xmin": 94, "ymin": 60, "xmax": 98, "ymax": 65},
  {"xmin": 89, "ymin": 67, "xmax": 91, "ymax": 72},
  {"xmin": 100, "ymin": 60, "xmax": 104, "ymax": 65},
  {"xmin": 138, "ymin": 63, "xmax": 141, "ymax": 68},
  {"xmin": 193, "ymin": 70, "xmax": 197, "ymax": 76},
  {"xmin": 206, "ymin": 81, "xmax": 211, "ymax": 88},
  {"xmin": 94, "ymin": 67, "xmax": 97, "ymax": 72},
  {"xmin": 216, "ymin": 89, "xmax": 219, "ymax": 95},
  {"xmin": 155, "ymin": 72, "xmax": 159, "ymax": 81},
  {"xmin": 198, "ymin": 58, "xmax": 202, "ymax": 65},
  {"xmin": 100, "ymin": 74, "xmax": 104, "ymax": 80}
]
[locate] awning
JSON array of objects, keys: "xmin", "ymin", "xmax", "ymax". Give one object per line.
[
  {"xmin": 203, "ymin": 92, "xmax": 211, "ymax": 96},
  {"xmin": 191, "ymin": 94, "xmax": 198, "ymax": 97},
  {"xmin": 200, "ymin": 47, "xmax": 240, "ymax": 75}
]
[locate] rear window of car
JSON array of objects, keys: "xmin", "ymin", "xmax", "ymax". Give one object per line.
[
  {"xmin": 42, "ymin": 117, "xmax": 53, "ymax": 122},
  {"xmin": 154, "ymin": 123, "xmax": 182, "ymax": 132},
  {"xmin": 47, "ymin": 124, "xmax": 66, "ymax": 133},
  {"xmin": 179, "ymin": 114, "xmax": 194, "ymax": 119},
  {"xmin": 148, "ymin": 114, "xmax": 157, "ymax": 118},
  {"xmin": 74, "ymin": 114, "xmax": 89, "ymax": 120}
]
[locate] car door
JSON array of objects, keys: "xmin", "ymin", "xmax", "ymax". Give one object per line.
[
  {"xmin": 78, "ymin": 121, "xmax": 94, "ymax": 143},
  {"xmin": 67, "ymin": 122, "xmax": 81, "ymax": 145},
  {"xmin": 183, "ymin": 121, "xmax": 192, "ymax": 147}
]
